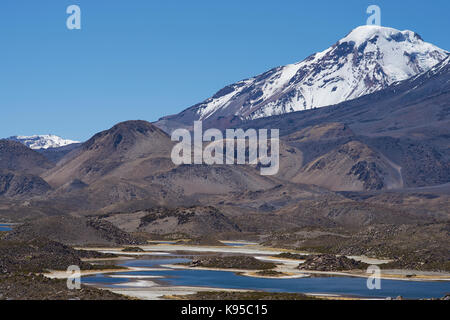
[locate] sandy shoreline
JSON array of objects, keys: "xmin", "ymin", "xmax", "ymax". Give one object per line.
[
  {"xmin": 43, "ymin": 266, "xmax": 170, "ymax": 279},
  {"xmin": 165, "ymin": 263, "xmax": 450, "ymax": 282},
  {"xmin": 59, "ymin": 243, "xmax": 450, "ymax": 300},
  {"xmin": 108, "ymin": 286, "xmax": 253, "ymax": 300},
  {"xmin": 78, "ymin": 244, "xmax": 284, "ymax": 255},
  {"xmin": 75, "ymin": 244, "xmax": 450, "ymax": 282}
]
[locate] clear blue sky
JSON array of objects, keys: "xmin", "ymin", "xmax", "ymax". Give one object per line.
[{"xmin": 1, "ymin": 0, "xmax": 449, "ymax": 141}]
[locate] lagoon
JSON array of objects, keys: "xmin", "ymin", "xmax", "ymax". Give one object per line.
[
  {"xmin": 0, "ymin": 224, "xmax": 12, "ymax": 231},
  {"xmin": 82, "ymin": 258, "xmax": 450, "ymax": 299}
]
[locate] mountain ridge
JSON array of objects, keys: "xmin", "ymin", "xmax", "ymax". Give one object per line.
[
  {"xmin": 43, "ymin": 120, "xmax": 174, "ymax": 188},
  {"xmin": 7, "ymin": 134, "xmax": 80, "ymax": 150},
  {"xmin": 156, "ymin": 25, "xmax": 448, "ymax": 133}
]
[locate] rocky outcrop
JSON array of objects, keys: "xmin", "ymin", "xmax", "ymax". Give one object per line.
[
  {"xmin": 121, "ymin": 246, "xmax": 144, "ymax": 252},
  {"xmin": 136, "ymin": 206, "xmax": 241, "ymax": 237},
  {"xmin": 0, "ymin": 238, "xmax": 91, "ymax": 274},
  {"xmin": 5, "ymin": 216, "xmax": 146, "ymax": 246},
  {"xmin": 0, "ymin": 171, "xmax": 51, "ymax": 197},
  {"xmin": 0, "ymin": 274, "xmax": 127, "ymax": 300},
  {"xmin": 86, "ymin": 218, "xmax": 146, "ymax": 245},
  {"xmin": 189, "ymin": 256, "xmax": 276, "ymax": 270},
  {"xmin": 298, "ymin": 254, "xmax": 369, "ymax": 271}
]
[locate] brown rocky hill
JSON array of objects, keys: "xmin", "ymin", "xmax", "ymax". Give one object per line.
[
  {"xmin": 0, "ymin": 140, "xmax": 53, "ymax": 175},
  {"xmin": 0, "ymin": 140, "xmax": 54, "ymax": 198},
  {"xmin": 38, "ymin": 121, "xmax": 183, "ymax": 209},
  {"xmin": 102, "ymin": 206, "xmax": 241, "ymax": 237},
  {"xmin": 292, "ymin": 141, "xmax": 403, "ymax": 191},
  {"xmin": 38, "ymin": 120, "xmax": 282, "ymax": 211},
  {"xmin": 0, "ymin": 171, "xmax": 51, "ymax": 198},
  {"xmin": 43, "ymin": 120, "xmax": 175, "ymax": 187},
  {"xmin": 5, "ymin": 215, "xmax": 145, "ymax": 246}
]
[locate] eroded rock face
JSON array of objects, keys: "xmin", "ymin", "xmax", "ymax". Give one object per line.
[
  {"xmin": 0, "ymin": 171, "xmax": 51, "ymax": 197},
  {"xmin": 85, "ymin": 218, "xmax": 147, "ymax": 245},
  {"xmin": 298, "ymin": 254, "xmax": 369, "ymax": 271},
  {"xmin": 294, "ymin": 141, "xmax": 402, "ymax": 191},
  {"xmin": 348, "ymin": 160, "xmax": 384, "ymax": 190}
]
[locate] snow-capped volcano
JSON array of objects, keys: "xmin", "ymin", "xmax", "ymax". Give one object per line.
[
  {"xmin": 158, "ymin": 25, "xmax": 448, "ymax": 131},
  {"xmin": 7, "ymin": 135, "xmax": 80, "ymax": 150}
]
